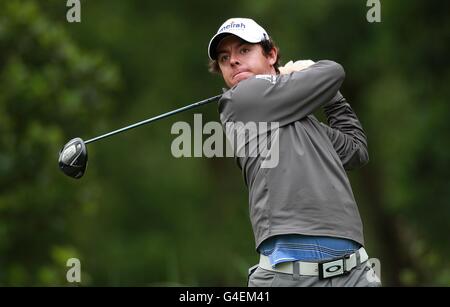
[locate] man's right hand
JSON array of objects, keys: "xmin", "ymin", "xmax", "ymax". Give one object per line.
[{"xmin": 279, "ymin": 60, "xmax": 315, "ymax": 74}]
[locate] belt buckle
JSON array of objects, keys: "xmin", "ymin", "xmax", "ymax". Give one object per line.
[{"xmin": 318, "ymin": 254, "xmax": 351, "ymax": 280}]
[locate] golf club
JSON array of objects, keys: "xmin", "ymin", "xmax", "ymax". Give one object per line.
[{"xmin": 58, "ymin": 94, "xmax": 222, "ymax": 179}]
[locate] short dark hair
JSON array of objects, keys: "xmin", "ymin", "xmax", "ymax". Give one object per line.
[{"xmin": 208, "ymin": 38, "xmax": 281, "ymax": 75}]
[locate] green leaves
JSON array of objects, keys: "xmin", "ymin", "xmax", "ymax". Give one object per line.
[
  {"xmin": 0, "ymin": 0, "xmax": 120, "ymax": 286},
  {"xmin": 1, "ymin": 0, "xmax": 448, "ymax": 286}
]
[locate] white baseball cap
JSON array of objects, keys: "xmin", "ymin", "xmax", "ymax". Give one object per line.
[{"xmin": 208, "ymin": 18, "xmax": 269, "ymax": 60}]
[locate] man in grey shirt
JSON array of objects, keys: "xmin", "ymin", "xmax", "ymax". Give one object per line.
[{"xmin": 207, "ymin": 18, "xmax": 381, "ymax": 287}]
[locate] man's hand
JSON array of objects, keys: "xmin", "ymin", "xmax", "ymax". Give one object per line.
[{"xmin": 279, "ymin": 60, "xmax": 315, "ymax": 74}]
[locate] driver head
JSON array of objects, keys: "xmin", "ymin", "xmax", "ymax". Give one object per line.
[{"xmin": 58, "ymin": 137, "xmax": 88, "ymax": 179}]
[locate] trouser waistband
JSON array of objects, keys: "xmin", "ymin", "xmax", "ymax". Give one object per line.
[{"xmin": 259, "ymin": 247, "xmax": 368, "ymax": 279}]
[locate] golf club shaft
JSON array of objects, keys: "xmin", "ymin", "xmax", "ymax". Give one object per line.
[{"xmin": 85, "ymin": 94, "xmax": 222, "ymax": 145}]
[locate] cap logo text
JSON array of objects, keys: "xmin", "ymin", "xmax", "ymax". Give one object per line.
[{"xmin": 218, "ymin": 21, "xmax": 246, "ymax": 33}]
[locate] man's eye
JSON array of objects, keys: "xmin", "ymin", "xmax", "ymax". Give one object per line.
[
  {"xmin": 219, "ymin": 55, "xmax": 229, "ymax": 62},
  {"xmin": 240, "ymin": 48, "xmax": 250, "ymax": 54}
]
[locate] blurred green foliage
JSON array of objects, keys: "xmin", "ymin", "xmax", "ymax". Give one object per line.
[
  {"xmin": 0, "ymin": 0, "xmax": 449, "ymax": 286},
  {"xmin": 0, "ymin": 0, "xmax": 120, "ymax": 285}
]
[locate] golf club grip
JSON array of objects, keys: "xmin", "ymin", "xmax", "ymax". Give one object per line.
[{"xmin": 84, "ymin": 94, "xmax": 222, "ymax": 144}]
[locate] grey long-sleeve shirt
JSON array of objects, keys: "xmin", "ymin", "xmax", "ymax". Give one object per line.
[{"xmin": 218, "ymin": 60, "xmax": 368, "ymax": 250}]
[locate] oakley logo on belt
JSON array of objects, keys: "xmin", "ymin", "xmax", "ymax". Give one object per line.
[{"xmin": 318, "ymin": 259, "xmax": 347, "ymax": 279}]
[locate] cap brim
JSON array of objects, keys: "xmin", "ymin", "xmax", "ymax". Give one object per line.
[
  {"xmin": 208, "ymin": 33, "xmax": 232, "ymax": 60},
  {"xmin": 208, "ymin": 31, "xmax": 263, "ymax": 60}
]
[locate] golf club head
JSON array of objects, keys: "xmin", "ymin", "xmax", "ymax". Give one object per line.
[{"xmin": 58, "ymin": 137, "xmax": 88, "ymax": 179}]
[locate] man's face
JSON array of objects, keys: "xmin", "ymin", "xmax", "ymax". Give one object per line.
[{"xmin": 216, "ymin": 35, "xmax": 277, "ymax": 88}]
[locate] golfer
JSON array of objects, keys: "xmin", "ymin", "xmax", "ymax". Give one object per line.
[{"xmin": 207, "ymin": 18, "xmax": 381, "ymax": 287}]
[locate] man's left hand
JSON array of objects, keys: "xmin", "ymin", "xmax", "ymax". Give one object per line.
[{"xmin": 279, "ymin": 60, "xmax": 315, "ymax": 74}]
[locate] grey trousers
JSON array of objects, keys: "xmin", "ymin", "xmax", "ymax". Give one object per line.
[{"xmin": 248, "ymin": 260, "xmax": 382, "ymax": 287}]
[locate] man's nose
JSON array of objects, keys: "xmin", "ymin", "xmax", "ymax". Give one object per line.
[{"xmin": 230, "ymin": 53, "xmax": 240, "ymax": 66}]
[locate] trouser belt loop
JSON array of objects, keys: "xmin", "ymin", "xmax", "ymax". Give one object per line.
[
  {"xmin": 292, "ymin": 261, "xmax": 301, "ymax": 280},
  {"xmin": 355, "ymin": 249, "xmax": 361, "ymax": 268}
]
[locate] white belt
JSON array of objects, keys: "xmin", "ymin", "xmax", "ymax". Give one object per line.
[{"xmin": 259, "ymin": 247, "xmax": 369, "ymax": 279}]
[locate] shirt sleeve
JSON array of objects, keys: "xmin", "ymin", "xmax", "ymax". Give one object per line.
[
  {"xmin": 320, "ymin": 92, "xmax": 369, "ymax": 170},
  {"xmin": 218, "ymin": 60, "xmax": 345, "ymax": 127}
]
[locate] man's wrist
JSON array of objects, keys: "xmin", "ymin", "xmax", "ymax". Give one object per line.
[{"xmin": 323, "ymin": 91, "xmax": 344, "ymax": 108}]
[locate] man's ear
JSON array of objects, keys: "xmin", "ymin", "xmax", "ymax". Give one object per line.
[{"xmin": 268, "ymin": 47, "xmax": 278, "ymax": 66}]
